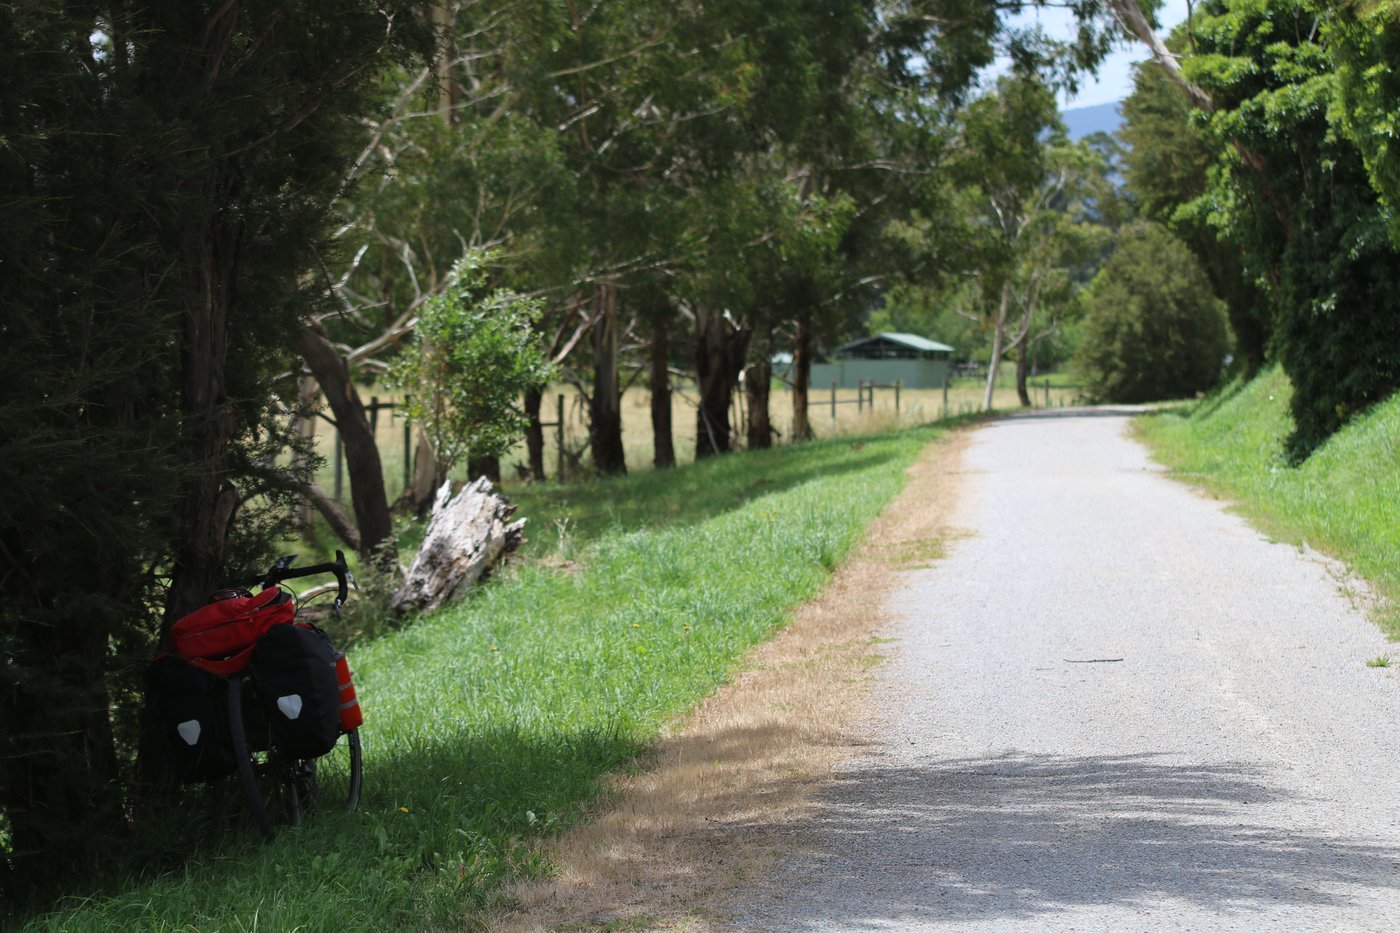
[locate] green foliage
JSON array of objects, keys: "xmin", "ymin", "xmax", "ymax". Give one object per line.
[
  {"xmin": 1138, "ymin": 366, "xmax": 1400, "ymax": 637},
  {"xmin": 0, "ymin": 0, "xmax": 429, "ymax": 894},
  {"xmin": 1120, "ymin": 56, "xmax": 1272, "ymax": 372},
  {"xmin": 1184, "ymin": 0, "xmax": 1400, "ymax": 459},
  {"xmin": 389, "ymin": 253, "xmax": 554, "ymax": 477},
  {"xmin": 1321, "ymin": 1, "xmax": 1400, "ymax": 246},
  {"xmin": 23, "ymin": 428, "xmax": 940, "ymax": 929},
  {"xmin": 1075, "ymin": 222, "xmax": 1230, "ymax": 403}
]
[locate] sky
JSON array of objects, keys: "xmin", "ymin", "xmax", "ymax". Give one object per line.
[{"xmin": 1004, "ymin": 0, "xmax": 1192, "ymax": 110}]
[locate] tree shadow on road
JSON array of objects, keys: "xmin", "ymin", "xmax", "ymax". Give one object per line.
[{"xmin": 742, "ymin": 750, "xmax": 1400, "ymax": 928}]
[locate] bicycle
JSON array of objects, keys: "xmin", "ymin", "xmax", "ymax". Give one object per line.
[{"xmin": 163, "ymin": 551, "xmax": 364, "ymax": 841}]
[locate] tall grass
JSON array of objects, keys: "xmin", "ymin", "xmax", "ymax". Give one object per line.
[
  {"xmin": 25, "ymin": 427, "xmax": 943, "ymax": 931},
  {"xmin": 309, "ymin": 365, "xmax": 1051, "ymax": 500},
  {"xmin": 1136, "ymin": 366, "xmax": 1400, "ymax": 637}
]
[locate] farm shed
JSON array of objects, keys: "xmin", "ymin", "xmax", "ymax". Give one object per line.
[{"xmin": 808, "ymin": 332, "xmax": 953, "ymax": 389}]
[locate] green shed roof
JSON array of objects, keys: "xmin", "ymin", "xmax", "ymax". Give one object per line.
[{"xmin": 835, "ymin": 332, "xmax": 954, "ymax": 355}]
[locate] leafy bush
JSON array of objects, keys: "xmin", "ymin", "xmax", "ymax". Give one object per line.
[
  {"xmin": 1074, "ymin": 222, "xmax": 1230, "ymax": 404},
  {"xmin": 389, "ymin": 252, "xmax": 555, "ymax": 478}
]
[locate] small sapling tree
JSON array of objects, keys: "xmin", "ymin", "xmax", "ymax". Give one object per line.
[{"xmin": 390, "ymin": 252, "xmax": 555, "ymax": 490}]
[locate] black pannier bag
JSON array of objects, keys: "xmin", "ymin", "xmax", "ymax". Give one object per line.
[
  {"xmin": 250, "ymin": 623, "xmax": 341, "ymax": 759},
  {"xmin": 144, "ymin": 655, "xmax": 237, "ymax": 783}
]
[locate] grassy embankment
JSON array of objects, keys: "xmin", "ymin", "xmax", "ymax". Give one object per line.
[
  {"xmin": 1136, "ymin": 366, "xmax": 1400, "ymax": 637},
  {"xmin": 26, "ymin": 425, "xmax": 949, "ymax": 931}
]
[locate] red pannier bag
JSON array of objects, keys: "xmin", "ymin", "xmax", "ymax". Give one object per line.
[{"xmin": 171, "ymin": 587, "xmax": 295, "ymax": 676}]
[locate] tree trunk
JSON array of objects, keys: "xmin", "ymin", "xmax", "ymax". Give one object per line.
[
  {"xmin": 589, "ymin": 284, "xmax": 627, "ymax": 475},
  {"xmin": 745, "ymin": 322, "xmax": 774, "ymax": 450},
  {"xmin": 406, "ymin": 329, "xmax": 444, "ymax": 514},
  {"xmin": 650, "ymin": 315, "xmax": 675, "ymax": 469},
  {"xmin": 695, "ymin": 308, "xmax": 751, "ymax": 459},
  {"xmin": 792, "ymin": 314, "xmax": 813, "ymax": 442},
  {"xmin": 1016, "ymin": 337, "xmax": 1032, "ymax": 407},
  {"xmin": 410, "ymin": 430, "xmax": 440, "ymax": 516},
  {"xmin": 524, "ymin": 385, "xmax": 547, "ymax": 481},
  {"xmin": 297, "ymin": 326, "xmax": 394, "ymax": 557},
  {"xmin": 745, "ymin": 359, "xmax": 774, "ymax": 449},
  {"xmin": 248, "ymin": 464, "xmax": 362, "ymax": 552},
  {"xmin": 983, "ymin": 282, "xmax": 1012, "ymax": 412},
  {"xmin": 164, "ymin": 227, "xmax": 243, "ymax": 629}
]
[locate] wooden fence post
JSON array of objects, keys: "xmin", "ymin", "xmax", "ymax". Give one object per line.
[
  {"xmin": 402, "ymin": 396, "xmax": 411, "ymax": 495},
  {"xmin": 943, "ymin": 373, "xmax": 950, "ymax": 419},
  {"xmin": 895, "ymin": 380, "xmax": 901, "ymax": 415},
  {"xmin": 830, "ymin": 381, "xmax": 837, "ymax": 422},
  {"xmin": 556, "ymin": 393, "xmax": 565, "ymax": 482}
]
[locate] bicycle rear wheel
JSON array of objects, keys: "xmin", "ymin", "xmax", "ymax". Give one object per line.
[
  {"xmin": 283, "ymin": 729, "xmax": 360, "ymax": 815},
  {"xmin": 344, "ymin": 728, "xmax": 362, "ymax": 811}
]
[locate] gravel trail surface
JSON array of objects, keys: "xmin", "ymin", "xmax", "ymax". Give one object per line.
[{"xmin": 730, "ymin": 411, "xmax": 1400, "ymax": 932}]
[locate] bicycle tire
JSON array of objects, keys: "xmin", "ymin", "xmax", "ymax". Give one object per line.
[
  {"xmin": 227, "ymin": 674, "xmax": 306, "ymax": 839},
  {"xmin": 296, "ymin": 722, "xmax": 361, "ymax": 812},
  {"xmin": 345, "ymin": 728, "xmax": 362, "ymax": 811}
]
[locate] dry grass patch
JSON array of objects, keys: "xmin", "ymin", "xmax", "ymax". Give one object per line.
[{"xmin": 495, "ymin": 431, "xmax": 970, "ymax": 932}]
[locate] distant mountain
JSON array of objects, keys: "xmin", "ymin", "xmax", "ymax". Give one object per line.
[{"xmin": 1062, "ymin": 101, "xmax": 1123, "ymax": 141}]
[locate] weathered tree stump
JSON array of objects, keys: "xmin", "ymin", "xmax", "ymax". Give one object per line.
[{"xmin": 390, "ymin": 477, "xmax": 525, "ymax": 614}]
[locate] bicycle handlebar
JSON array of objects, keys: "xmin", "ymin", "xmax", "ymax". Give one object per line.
[{"xmin": 254, "ymin": 550, "xmax": 353, "ymax": 616}]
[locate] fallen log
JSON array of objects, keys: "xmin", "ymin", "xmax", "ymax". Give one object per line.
[{"xmin": 390, "ymin": 476, "xmax": 525, "ymax": 614}]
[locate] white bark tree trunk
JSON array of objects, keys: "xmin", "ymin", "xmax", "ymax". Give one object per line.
[{"xmin": 983, "ymin": 281, "xmax": 1013, "ymax": 412}]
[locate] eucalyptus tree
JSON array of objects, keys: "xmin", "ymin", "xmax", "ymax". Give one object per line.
[{"xmin": 952, "ymin": 75, "xmax": 1108, "ymax": 409}]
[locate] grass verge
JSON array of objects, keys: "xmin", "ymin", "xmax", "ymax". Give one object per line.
[
  {"xmin": 25, "ymin": 426, "xmax": 944, "ymax": 931},
  {"xmin": 500, "ymin": 430, "xmax": 970, "ymax": 931},
  {"xmin": 1135, "ymin": 366, "xmax": 1400, "ymax": 637}
]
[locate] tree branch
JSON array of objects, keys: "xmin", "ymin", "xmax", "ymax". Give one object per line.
[{"xmin": 247, "ymin": 464, "xmax": 362, "ymax": 552}]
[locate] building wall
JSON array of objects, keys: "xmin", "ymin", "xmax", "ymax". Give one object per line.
[{"xmin": 808, "ymin": 357, "xmax": 949, "ymax": 389}]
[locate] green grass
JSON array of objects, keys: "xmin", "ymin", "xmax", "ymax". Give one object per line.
[
  {"xmin": 1136, "ymin": 366, "xmax": 1400, "ymax": 638},
  {"xmin": 25, "ymin": 426, "xmax": 944, "ymax": 931}
]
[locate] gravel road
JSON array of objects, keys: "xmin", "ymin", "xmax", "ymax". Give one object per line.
[{"xmin": 730, "ymin": 410, "xmax": 1400, "ymax": 932}]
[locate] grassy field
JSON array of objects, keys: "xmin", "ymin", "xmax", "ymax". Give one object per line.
[
  {"xmin": 1135, "ymin": 366, "xmax": 1400, "ymax": 638},
  {"xmin": 25, "ymin": 425, "xmax": 950, "ymax": 930},
  {"xmin": 313, "ymin": 364, "xmax": 1075, "ymax": 501}
]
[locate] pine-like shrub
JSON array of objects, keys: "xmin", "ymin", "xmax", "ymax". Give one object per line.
[{"xmin": 1075, "ymin": 222, "xmax": 1230, "ymax": 404}]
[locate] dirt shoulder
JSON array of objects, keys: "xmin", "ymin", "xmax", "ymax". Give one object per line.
[{"xmin": 496, "ymin": 431, "xmax": 970, "ymax": 932}]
